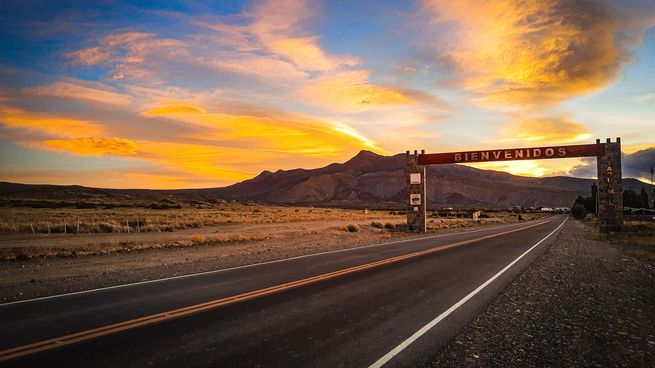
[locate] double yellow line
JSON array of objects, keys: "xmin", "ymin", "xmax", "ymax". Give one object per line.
[{"xmin": 0, "ymin": 220, "xmax": 550, "ymax": 362}]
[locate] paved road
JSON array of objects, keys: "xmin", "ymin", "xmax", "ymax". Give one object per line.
[{"xmin": 0, "ymin": 216, "xmax": 567, "ymax": 367}]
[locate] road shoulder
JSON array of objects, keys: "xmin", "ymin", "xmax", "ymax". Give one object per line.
[{"xmin": 428, "ymin": 219, "xmax": 655, "ymax": 367}]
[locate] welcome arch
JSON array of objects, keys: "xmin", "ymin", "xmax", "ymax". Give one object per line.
[{"xmin": 406, "ymin": 138, "xmax": 622, "ymax": 233}]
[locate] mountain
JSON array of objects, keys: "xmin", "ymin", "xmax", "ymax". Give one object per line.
[{"xmin": 0, "ymin": 150, "xmax": 651, "ymax": 209}]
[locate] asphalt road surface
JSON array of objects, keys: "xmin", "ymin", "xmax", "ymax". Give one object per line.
[{"xmin": 0, "ymin": 215, "xmax": 567, "ymax": 367}]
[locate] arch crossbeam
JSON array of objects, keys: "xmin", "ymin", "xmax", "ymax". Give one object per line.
[{"xmin": 406, "ymin": 138, "xmax": 622, "ymax": 234}]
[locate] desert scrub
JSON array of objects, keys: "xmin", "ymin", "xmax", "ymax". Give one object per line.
[
  {"xmin": 371, "ymin": 221, "xmax": 384, "ymax": 229},
  {"xmin": 346, "ymin": 224, "xmax": 360, "ymax": 232},
  {"xmin": 0, "ymin": 205, "xmax": 402, "ymax": 234},
  {"xmin": 384, "ymin": 223, "xmax": 396, "ymax": 230}
]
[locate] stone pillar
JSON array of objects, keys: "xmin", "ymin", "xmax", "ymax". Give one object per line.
[
  {"xmin": 406, "ymin": 150, "xmax": 427, "ymax": 233},
  {"xmin": 596, "ymin": 137, "xmax": 623, "ymax": 233}
]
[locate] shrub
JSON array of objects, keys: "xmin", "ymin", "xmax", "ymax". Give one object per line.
[
  {"xmin": 371, "ymin": 221, "xmax": 384, "ymax": 229},
  {"xmin": 571, "ymin": 203, "xmax": 587, "ymax": 219},
  {"xmin": 346, "ymin": 224, "xmax": 359, "ymax": 232},
  {"xmin": 384, "ymin": 223, "xmax": 395, "ymax": 230},
  {"xmin": 96, "ymin": 222, "xmax": 116, "ymax": 233}
]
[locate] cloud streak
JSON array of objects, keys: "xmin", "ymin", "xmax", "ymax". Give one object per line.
[
  {"xmin": 298, "ymin": 71, "xmax": 419, "ymax": 113},
  {"xmin": 41, "ymin": 137, "xmax": 138, "ymax": 156},
  {"xmin": 25, "ymin": 80, "xmax": 131, "ymax": 106}
]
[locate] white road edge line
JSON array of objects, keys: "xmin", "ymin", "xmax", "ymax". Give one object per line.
[
  {"xmin": 368, "ymin": 216, "xmax": 568, "ymax": 368},
  {"xmin": 0, "ymin": 218, "xmax": 549, "ymax": 308}
]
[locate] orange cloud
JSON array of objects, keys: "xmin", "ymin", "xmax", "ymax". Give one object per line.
[
  {"xmin": 41, "ymin": 137, "xmax": 138, "ymax": 156},
  {"xmin": 136, "ymin": 141, "xmax": 254, "ymax": 182},
  {"xmin": 0, "ymin": 107, "xmax": 105, "ymax": 138},
  {"xmin": 25, "ymin": 80, "xmax": 130, "ymax": 106},
  {"xmin": 8, "ymin": 101, "xmax": 385, "ymax": 187},
  {"xmin": 141, "ymin": 103, "xmax": 206, "ymax": 116},
  {"xmin": 422, "ymin": 0, "xmax": 654, "ymax": 108},
  {"xmin": 501, "ymin": 115, "xmax": 592, "ymax": 144},
  {"xmin": 142, "ymin": 104, "xmax": 385, "ymax": 155},
  {"xmin": 299, "ymin": 71, "xmax": 416, "ymax": 112}
]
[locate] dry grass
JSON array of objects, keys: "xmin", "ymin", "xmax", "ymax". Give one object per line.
[
  {"xmin": 0, "ymin": 204, "xmax": 395, "ymax": 235},
  {"xmin": 425, "ymin": 212, "xmax": 546, "ymax": 230},
  {"xmin": 345, "ymin": 224, "xmax": 360, "ymax": 232},
  {"xmin": 612, "ymin": 221, "xmax": 655, "ymax": 262},
  {"xmin": 0, "ymin": 231, "xmax": 289, "ymax": 260},
  {"xmin": 0, "ymin": 206, "xmax": 551, "ymax": 261}
]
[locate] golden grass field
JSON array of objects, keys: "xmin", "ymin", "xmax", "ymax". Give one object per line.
[
  {"xmin": 0, "ymin": 204, "xmax": 395, "ymax": 234},
  {"xmin": 611, "ymin": 221, "xmax": 655, "ymax": 261},
  {"xmin": 0, "ymin": 204, "xmax": 550, "ymax": 262},
  {"xmin": 0, "ymin": 205, "xmax": 543, "ymax": 235}
]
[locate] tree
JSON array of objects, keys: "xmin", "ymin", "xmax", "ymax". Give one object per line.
[
  {"xmin": 590, "ymin": 182, "xmax": 597, "ymax": 213},
  {"xmin": 575, "ymin": 183, "xmax": 598, "ymax": 216},
  {"xmin": 623, "ymin": 189, "xmax": 642, "ymax": 209},
  {"xmin": 639, "ymin": 188, "xmax": 650, "ymax": 209},
  {"xmin": 571, "ymin": 203, "xmax": 587, "ymax": 219},
  {"xmin": 583, "ymin": 196, "xmax": 596, "ymax": 214}
]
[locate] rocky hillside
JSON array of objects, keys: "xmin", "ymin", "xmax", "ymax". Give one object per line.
[
  {"xmin": 0, "ymin": 150, "xmax": 650, "ymax": 209},
  {"xmin": 211, "ymin": 150, "xmax": 649, "ymax": 208}
]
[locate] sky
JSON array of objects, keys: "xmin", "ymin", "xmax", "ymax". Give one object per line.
[{"xmin": 0, "ymin": 0, "xmax": 654, "ymax": 189}]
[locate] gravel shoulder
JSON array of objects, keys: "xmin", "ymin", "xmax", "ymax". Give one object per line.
[{"xmin": 428, "ymin": 219, "xmax": 655, "ymax": 367}]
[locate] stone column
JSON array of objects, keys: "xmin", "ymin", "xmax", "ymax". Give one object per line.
[
  {"xmin": 406, "ymin": 150, "xmax": 427, "ymax": 233},
  {"xmin": 596, "ymin": 137, "xmax": 623, "ymax": 233}
]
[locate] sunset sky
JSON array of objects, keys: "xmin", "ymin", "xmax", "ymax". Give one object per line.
[{"xmin": 1, "ymin": 0, "xmax": 654, "ymax": 188}]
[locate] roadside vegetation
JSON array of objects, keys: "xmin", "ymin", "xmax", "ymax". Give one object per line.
[
  {"xmin": 1, "ymin": 204, "xmax": 549, "ymax": 236},
  {"xmin": 611, "ymin": 221, "xmax": 655, "ymax": 262},
  {"xmin": 0, "ymin": 204, "xmax": 392, "ymax": 235}
]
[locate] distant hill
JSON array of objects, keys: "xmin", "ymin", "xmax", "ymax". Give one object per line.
[{"xmin": 0, "ymin": 150, "xmax": 651, "ymax": 209}]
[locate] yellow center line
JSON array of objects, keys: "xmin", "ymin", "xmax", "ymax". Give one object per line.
[{"xmin": 0, "ymin": 220, "xmax": 551, "ymax": 362}]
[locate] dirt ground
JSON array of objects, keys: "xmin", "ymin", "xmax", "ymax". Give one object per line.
[
  {"xmin": 428, "ymin": 219, "xmax": 655, "ymax": 368},
  {"xmin": 0, "ymin": 212, "xmax": 533, "ymax": 303}
]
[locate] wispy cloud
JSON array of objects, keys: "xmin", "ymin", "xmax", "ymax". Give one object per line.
[
  {"xmin": 247, "ymin": 0, "xmax": 360, "ymax": 72},
  {"xmin": 141, "ymin": 102, "xmax": 385, "ymax": 154},
  {"xmin": 41, "ymin": 137, "xmax": 138, "ymax": 156},
  {"xmin": 298, "ymin": 71, "xmax": 418, "ymax": 113},
  {"xmin": 0, "ymin": 106, "xmax": 105, "ymax": 138},
  {"xmin": 25, "ymin": 80, "xmax": 131, "ymax": 106}
]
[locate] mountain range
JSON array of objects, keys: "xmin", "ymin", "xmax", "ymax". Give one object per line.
[{"xmin": 0, "ymin": 150, "xmax": 651, "ymax": 209}]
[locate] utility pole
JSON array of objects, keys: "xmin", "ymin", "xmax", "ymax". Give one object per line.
[{"xmin": 651, "ymin": 167, "xmax": 654, "ymax": 209}]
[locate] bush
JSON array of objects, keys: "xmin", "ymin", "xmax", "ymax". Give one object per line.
[
  {"xmin": 371, "ymin": 221, "xmax": 384, "ymax": 229},
  {"xmin": 384, "ymin": 222, "xmax": 395, "ymax": 230},
  {"xmin": 571, "ymin": 203, "xmax": 587, "ymax": 219},
  {"xmin": 346, "ymin": 224, "xmax": 359, "ymax": 232}
]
